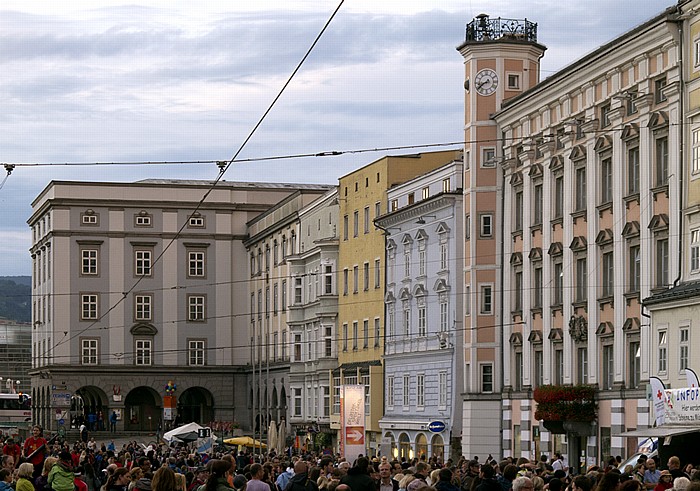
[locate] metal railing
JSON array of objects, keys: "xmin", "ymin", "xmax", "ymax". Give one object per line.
[{"xmin": 465, "ymin": 15, "xmax": 538, "ymax": 43}]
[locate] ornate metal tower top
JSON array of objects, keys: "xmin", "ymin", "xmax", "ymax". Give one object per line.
[{"xmin": 464, "ymin": 14, "xmax": 538, "ymax": 44}]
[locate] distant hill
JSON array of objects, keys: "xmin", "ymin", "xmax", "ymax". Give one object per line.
[{"xmin": 0, "ymin": 277, "xmax": 31, "ymax": 323}]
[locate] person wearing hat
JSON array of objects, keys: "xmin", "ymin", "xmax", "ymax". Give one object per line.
[
  {"xmin": 48, "ymin": 452, "xmax": 75, "ymax": 491},
  {"xmin": 653, "ymin": 471, "xmax": 672, "ymax": 491}
]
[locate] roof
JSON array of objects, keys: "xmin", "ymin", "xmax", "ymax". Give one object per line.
[
  {"xmin": 137, "ymin": 179, "xmax": 332, "ymax": 190},
  {"xmin": 644, "ymin": 280, "xmax": 700, "ymax": 306},
  {"xmin": 617, "ymin": 426, "xmax": 700, "ymax": 438}
]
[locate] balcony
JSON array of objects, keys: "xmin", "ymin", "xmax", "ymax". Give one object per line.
[{"xmin": 465, "ymin": 15, "xmax": 538, "ymax": 44}]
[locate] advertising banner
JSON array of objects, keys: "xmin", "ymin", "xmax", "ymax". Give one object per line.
[
  {"xmin": 341, "ymin": 385, "xmax": 365, "ymax": 462},
  {"xmin": 649, "ymin": 377, "xmax": 667, "ymax": 426},
  {"xmin": 664, "ymin": 387, "xmax": 700, "ymax": 424}
]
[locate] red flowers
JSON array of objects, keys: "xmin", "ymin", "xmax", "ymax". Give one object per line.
[{"xmin": 534, "ymin": 385, "xmax": 597, "ymax": 422}]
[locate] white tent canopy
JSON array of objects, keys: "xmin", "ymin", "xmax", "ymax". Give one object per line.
[{"xmin": 163, "ymin": 422, "xmax": 204, "ymax": 443}]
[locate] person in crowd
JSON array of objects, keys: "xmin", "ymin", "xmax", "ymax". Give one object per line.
[
  {"xmin": 378, "ymin": 462, "xmax": 400, "ymax": 491},
  {"xmin": 23, "ymin": 425, "xmax": 48, "ymax": 478},
  {"xmin": 204, "ymin": 460, "xmax": 234, "ymax": 491},
  {"xmin": 668, "ymin": 458, "xmax": 689, "ymax": 481},
  {"xmin": 434, "ymin": 469, "xmax": 460, "ymax": 491},
  {"xmin": 152, "ymin": 467, "xmax": 179, "ymax": 491},
  {"xmin": 286, "ymin": 462, "xmax": 319, "ymax": 491},
  {"xmin": 2, "ymin": 438, "xmax": 20, "ymax": 468},
  {"xmin": 475, "ymin": 464, "xmax": 500, "ymax": 491},
  {"xmin": 0, "ymin": 469, "xmax": 13, "ymax": 491},
  {"xmin": 75, "ymin": 466, "xmax": 90, "ymax": 491},
  {"xmin": 644, "ymin": 459, "xmax": 662, "ymax": 490},
  {"xmin": 654, "ymin": 471, "xmax": 673, "ymax": 491},
  {"xmin": 104, "ymin": 467, "xmax": 131, "ymax": 491},
  {"xmin": 245, "ymin": 464, "xmax": 270, "ymax": 491},
  {"xmin": 49, "ymin": 451, "xmax": 76, "ymax": 491},
  {"xmin": 674, "ymin": 478, "xmax": 691, "ymax": 491},
  {"xmin": 17, "ymin": 463, "xmax": 35, "ymax": 491},
  {"xmin": 340, "ymin": 457, "xmax": 375, "ymax": 491}
]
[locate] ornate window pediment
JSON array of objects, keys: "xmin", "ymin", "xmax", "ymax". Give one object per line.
[
  {"xmin": 570, "ymin": 236, "xmax": 588, "ymax": 252},
  {"xmin": 529, "ymin": 247, "xmax": 543, "ymax": 262},
  {"xmin": 413, "ymin": 283, "xmax": 428, "ymax": 297},
  {"xmin": 415, "ymin": 229, "xmax": 428, "ymax": 241},
  {"xmin": 595, "ymin": 229, "xmax": 614, "ymax": 246},
  {"xmin": 510, "ymin": 332, "xmax": 523, "ymax": 346},
  {"xmin": 621, "ymin": 123, "xmax": 639, "ymax": 141},
  {"xmin": 548, "ymin": 328, "xmax": 564, "ymax": 341},
  {"xmin": 511, "ymin": 171, "xmax": 523, "ymax": 186},
  {"xmin": 569, "ymin": 145, "xmax": 587, "ymax": 162},
  {"xmin": 529, "ymin": 163, "xmax": 544, "ymax": 178},
  {"xmin": 510, "ymin": 252, "xmax": 523, "ymax": 266},
  {"xmin": 648, "ymin": 214, "xmax": 669, "ymax": 232},
  {"xmin": 648, "ymin": 111, "xmax": 669, "ymax": 129},
  {"xmin": 398, "ymin": 287, "xmax": 411, "ymax": 301},
  {"xmin": 386, "ymin": 239, "xmax": 396, "ymax": 251},
  {"xmin": 596, "ymin": 321, "xmax": 614, "ymax": 337},
  {"xmin": 435, "ymin": 222, "xmax": 450, "ymax": 235},
  {"xmin": 401, "ymin": 234, "xmax": 413, "ymax": 247},
  {"xmin": 548, "ymin": 242, "xmax": 564, "ymax": 257},
  {"xmin": 622, "ymin": 221, "xmax": 640, "ymax": 239},
  {"xmin": 130, "ymin": 323, "xmax": 157, "ymax": 336},
  {"xmin": 528, "ymin": 330, "xmax": 543, "ymax": 344},
  {"xmin": 434, "ymin": 278, "xmax": 450, "ymax": 293},
  {"xmin": 384, "ymin": 291, "xmax": 396, "ymax": 304},
  {"xmin": 549, "ymin": 155, "xmax": 564, "ymax": 172},
  {"xmin": 594, "ymin": 135, "xmax": 613, "ymax": 152},
  {"xmin": 623, "ymin": 317, "xmax": 641, "ymax": 332}
]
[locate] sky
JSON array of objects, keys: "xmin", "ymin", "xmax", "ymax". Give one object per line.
[{"xmin": 0, "ymin": 0, "xmax": 674, "ymax": 276}]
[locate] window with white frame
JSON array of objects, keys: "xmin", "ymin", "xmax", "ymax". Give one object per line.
[
  {"xmin": 362, "ymin": 374, "xmax": 370, "ymax": 415},
  {"xmin": 629, "ymin": 340, "xmax": 640, "ymax": 389},
  {"xmin": 417, "ymin": 374, "xmax": 425, "ymax": 407},
  {"xmin": 554, "ymin": 176, "xmax": 564, "ymax": 218},
  {"xmin": 533, "ymin": 184, "xmax": 543, "ymax": 226},
  {"xmin": 188, "ymin": 340, "xmax": 205, "ymax": 366},
  {"xmin": 81, "ymin": 248, "xmax": 98, "ymax": 275},
  {"xmin": 628, "ymin": 145, "xmax": 640, "ymax": 194},
  {"xmin": 692, "ymin": 230, "xmax": 700, "ymax": 273},
  {"xmin": 602, "ymin": 344, "xmax": 614, "ymax": 390},
  {"xmin": 695, "ymin": 37, "xmax": 700, "ymax": 67},
  {"xmin": 629, "ymin": 245, "xmax": 641, "ymax": 293},
  {"xmin": 533, "ymin": 266, "xmax": 543, "ymax": 309},
  {"xmin": 658, "ymin": 330, "xmax": 668, "ymax": 374},
  {"xmin": 404, "ymin": 250, "xmax": 411, "ymax": 278},
  {"xmin": 600, "ymin": 155, "xmax": 613, "ymax": 204},
  {"xmin": 655, "ymin": 135, "xmax": 669, "ymax": 186},
  {"xmin": 440, "ymin": 242, "xmax": 448, "ymax": 270},
  {"xmin": 293, "ymin": 388, "xmax": 302, "ymax": 417},
  {"xmin": 482, "ymin": 147, "xmax": 496, "ymax": 167},
  {"xmin": 439, "ymin": 371, "xmax": 447, "ymax": 407},
  {"xmin": 656, "ymin": 238, "xmax": 669, "ymax": 288},
  {"xmin": 419, "ymin": 248, "xmax": 426, "ymax": 277},
  {"xmin": 81, "ymin": 213, "xmax": 98, "ymax": 225},
  {"xmin": 465, "ymin": 214, "xmax": 471, "ymax": 240},
  {"xmin": 403, "ymin": 374, "xmax": 410, "ymax": 407},
  {"xmin": 576, "ymin": 257, "xmax": 588, "ymax": 302},
  {"xmin": 189, "ymin": 214, "xmax": 205, "ymax": 228},
  {"xmin": 387, "ymin": 376, "xmax": 395, "ymax": 408},
  {"xmin": 481, "ymin": 364, "xmax": 493, "ymax": 393},
  {"xmin": 422, "ymin": 186, "xmax": 429, "ymax": 200},
  {"xmin": 281, "ymin": 280, "xmax": 287, "ymax": 311},
  {"xmin": 324, "ymin": 325, "xmax": 333, "ymax": 357},
  {"xmin": 187, "ymin": 250, "xmax": 205, "ymax": 277},
  {"xmin": 332, "ymin": 377, "xmax": 341, "ymax": 414},
  {"xmin": 81, "ymin": 294, "xmax": 98, "ymax": 320},
  {"xmin": 442, "ymin": 178, "xmax": 450, "ymax": 193},
  {"xmin": 440, "ymin": 298, "xmax": 448, "ymax": 332},
  {"xmin": 514, "ymin": 190, "xmax": 523, "ymax": 232},
  {"xmin": 135, "ymin": 294, "xmax": 152, "ymax": 321},
  {"xmin": 693, "ymin": 128, "xmax": 700, "ymax": 174},
  {"xmin": 323, "ymin": 264, "xmax": 333, "ymax": 294},
  {"xmin": 188, "ymin": 295, "xmax": 205, "ymax": 321},
  {"xmin": 135, "ymin": 249, "xmax": 152, "ymax": 276},
  {"xmin": 387, "ymin": 306, "xmax": 395, "ymax": 339},
  {"xmin": 135, "ymin": 214, "xmax": 152, "ymax": 227},
  {"xmin": 81, "ymin": 339, "xmax": 98, "ymax": 365},
  {"xmin": 534, "ymin": 350, "xmax": 544, "ymax": 388},
  {"xmin": 680, "ymin": 327, "xmax": 690, "ymax": 371},
  {"xmin": 480, "ymin": 285, "xmax": 493, "ymax": 314},
  {"xmin": 577, "ymin": 347, "xmax": 588, "ymax": 385},
  {"xmin": 601, "ymin": 251, "xmax": 614, "ymax": 297},
  {"xmin": 135, "ymin": 339, "xmax": 152, "ymax": 366},
  {"xmin": 294, "ymin": 277, "xmax": 303, "ymax": 304},
  {"xmin": 575, "ymin": 166, "xmax": 587, "ymax": 211},
  {"xmin": 403, "ymin": 304, "xmax": 410, "ymax": 335},
  {"xmin": 480, "ymin": 213, "xmax": 493, "ymax": 238},
  {"xmin": 418, "ymin": 305, "xmax": 426, "ymax": 336}
]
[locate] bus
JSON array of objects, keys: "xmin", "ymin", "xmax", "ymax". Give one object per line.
[{"xmin": 0, "ymin": 393, "xmax": 31, "ymax": 426}]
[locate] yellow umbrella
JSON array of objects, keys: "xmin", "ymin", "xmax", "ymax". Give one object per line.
[{"xmin": 223, "ymin": 436, "xmax": 267, "ymax": 448}]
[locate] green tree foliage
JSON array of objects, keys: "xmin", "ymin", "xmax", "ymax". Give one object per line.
[{"xmin": 0, "ymin": 277, "xmax": 31, "ymax": 323}]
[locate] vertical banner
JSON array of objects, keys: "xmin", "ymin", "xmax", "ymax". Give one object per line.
[
  {"xmin": 686, "ymin": 368, "xmax": 700, "ymax": 388},
  {"xmin": 341, "ymin": 385, "xmax": 365, "ymax": 463},
  {"xmin": 649, "ymin": 376, "xmax": 667, "ymax": 426}
]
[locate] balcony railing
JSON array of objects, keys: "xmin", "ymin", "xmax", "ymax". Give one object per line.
[{"xmin": 465, "ymin": 15, "xmax": 538, "ymax": 43}]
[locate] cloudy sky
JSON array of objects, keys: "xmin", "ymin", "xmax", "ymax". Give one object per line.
[{"xmin": 0, "ymin": 0, "xmax": 673, "ymax": 276}]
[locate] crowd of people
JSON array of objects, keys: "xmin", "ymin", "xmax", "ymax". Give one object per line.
[{"xmin": 0, "ymin": 426, "xmax": 699, "ymax": 491}]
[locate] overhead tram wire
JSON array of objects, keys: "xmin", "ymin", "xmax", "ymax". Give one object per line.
[{"xmin": 52, "ymin": 0, "xmax": 347, "ymax": 353}]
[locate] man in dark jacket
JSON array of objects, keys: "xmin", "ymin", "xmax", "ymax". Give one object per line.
[
  {"xmin": 285, "ymin": 462, "xmax": 318, "ymax": 491},
  {"xmin": 435, "ymin": 469, "xmax": 460, "ymax": 491},
  {"xmin": 340, "ymin": 457, "xmax": 376, "ymax": 491},
  {"xmin": 475, "ymin": 464, "xmax": 501, "ymax": 491},
  {"xmin": 377, "ymin": 463, "xmax": 399, "ymax": 491}
]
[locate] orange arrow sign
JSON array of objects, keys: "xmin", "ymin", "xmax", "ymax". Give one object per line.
[{"xmin": 346, "ymin": 427, "xmax": 365, "ymax": 444}]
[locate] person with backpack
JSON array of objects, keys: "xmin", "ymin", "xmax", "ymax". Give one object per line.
[
  {"xmin": 284, "ymin": 462, "xmax": 317, "ymax": 491},
  {"xmin": 48, "ymin": 451, "xmax": 75, "ymax": 491}
]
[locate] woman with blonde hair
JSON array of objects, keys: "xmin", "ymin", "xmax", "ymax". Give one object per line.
[
  {"xmin": 399, "ymin": 475, "xmax": 416, "ymax": 491},
  {"xmin": 532, "ymin": 476, "xmax": 544, "ymax": 491},
  {"xmin": 174, "ymin": 474, "xmax": 187, "ymax": 491},
  {"xmin": 35, "ymin": 456, "xmax": 58, "ymax": 491},
  {"xmin": 128, "ymin": 468, "xmax": 144, "ymax": 491},
  {"xmin": 16, "ymin": 463, "xmax": 35, "ymax": 491},
  {"xmin": 152, "ymin": 467, "xmax": 178, "ymax": 491}
]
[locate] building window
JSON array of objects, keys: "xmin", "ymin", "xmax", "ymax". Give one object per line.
[
  {"xmin": 554, "ymin": 348, "xmax": 564, "ymax": 385},
  {"xmin": 404, "ymin": 251, "xmax": 411, "ymax": 278},
  {"xmin": 187, "ymin": 250, "xmax": 206, "ymax": 278},
  {"xmin": 656, "ymin": 238, "xmax": 669, "ymax": 288},
  {"xmin": 135, "ymin": 294, "xmax": 152, "ymax": 321},
  {"xmin": 387, "ymin": 376, "xmax": 394, "ymax": 408},
  {"xmin": 658, "ymin": 330, "xmax": 668, "ymax": 373},
  {"xmin": 135, "ymin": 213, "xmax": 152, "ymax": 227},
  {"xmin": 387, "ymin": 307, "xmax": 395, "ymax": 339},
  {"xmin": 601, "ymin": 251, "xmax": 614, "ymax": 297},
  {"xmin": 514, "ymin": 191, "xmax": 523, "ymax": 232},
  {"xmin": 440, "ymin": 299, "xmax": 448, "ymax": 332},
  {"xmin": 293, "ymin": 388, "xmax": 302, "ymax": 417},
  {"xmin": 363, "ymin": 319, "xmax": 369, "ymax": 348},
  {"xmin": 576, "ymin": 258, "xmax": 587, "ymax": 302},
  {"xmin": 273, "ymin": 283, "xmax": 279, "ymax": 314},
  {"xmin": 602, "ymin": 344, "xmax": 614, "ymax": 390},
  {"xmin": 417, "ymin": 374, "xmax": 425, "ymax": 407},
  {"xmin": 352, "ymin": 321, "xmax": 358, "ymax": 350},
  {"xmin": 363, "ymin": 262, "xmax": 370, "ymax": 291},
  {"xmin": 390, "ymin": 199, "xmax": 398, "ymax": 211},
  {"xmin": 81, "ymin": 249, "xmax": 99, "ymax": 276},
  {"xmin": 628, "ymin": 245, "xmax": 640, "ymax": 293},
  {"xmin": 375, "ymin": 201, "xmax": 381, "ymax": 219},
  {"xmin": 417, "ymin": 306, "xmax": 426, "ymax": 336},
  {"xmin": 692, "ymin": 230, "xmax": 700, "ymax": 272},
  {"xmin": 135, "ymin": 249, "xmax": 152, "ymax": 277},
  {"xmin": 343, "ymin": 269, "xmax": 348, "ymax": 295},
  {"xmin": 629, "ymin": 340, "xmax": 640, "ymax": 389},
  {"xmin": 534, "ymin": 350, "xmax": 543, "ymax": 388},
  {"xmin": 189, "ymin": 340, "xmax": 205, "ymax": 366},
  {"xmin": 481, "ymin": 364, "xmax": 493, "ymax": 393},
  {"xmin": 465, "ymin": 214, "xmax": 470, "ymax": 240},
  {"xmin": 81, "ymin": 213, "xmax": 98, "ymax": 225},
  {"xmin": 188, "ymin": 214, "xmax": 205, "ymax": 228},
  {"xmin": 353, "ymin": 211, "xmax": 359, "ymax": 237},
  {"xmin": 81, "ymin": 339, "xmax": 98, "ymax": 365},
  {"xmin": 281, "ymin": 280, "xmax": 287, "ymax": 311},
  {"xmin": 600, "ymin": 103, "xmax": 611, "ymax": 128},
  {"xmin": 403, "ymin": 305, "xmax": 410, "ymax": 335},
  {"xmin": 323, "ymin": 265, "xmax": 333, "ymax": 294},
  {"xmin": 600, "ymin": 156, "xmax": 613, "ymax": 204},
  {"xmin": 507, "ymin": 73, "xmax": 520, "ymax": 89},
  {"xmin": 533, "ymin": 184, "xmax": 543, "ymax": 226},
  {"xmin": 374, "ymin": 259, "xmax": 381, "ymax": 288},
  {"xmin": 693, "ymin": 129, "xmax": 700, "ymax": 175},
  {"xmin": 374, "ymin": 317, "xmax": 380, "ymax": 347},
  {"xmin": 655, "ymin": 76, "xmax": 667, "ymax": 103},
  {"xmin": 533, "ymin": 267, "xmax": 543, "ymax": 309},
  {"xmin": 626, "ymin": 88, "xmax": 638, "ymax": 115},
  {"xmin": 514, "ymin": 351, "xmax": 523, "ymax": 391},
  {"xmin": 628, "ymin": 146, "xmax": 640, "ymax": 194},
  {"xmin": 480, "ymin": 213, "xmax": 493, "ymax": 238},
  {"xmin": 419, "ymin": 248, "xmax": 426, "ymax": 276},
  {"xmin": 135, "ymin": 339, "xmax": 152, "ymax": 366},
  {"xmin": 513, "ymin": 271, "xmax": 523, "ymax": 312},
  {"xmin": 403, "ymin": 374, "xmax": 410, "ymax": 407},
  {"xmin": 482, "ymin": 147, "xmax": 496, "ymax": 167},
  {"xmin": 81, "ymin": 294, "xmax": 98, "ymax": 320},
  {"xmin": 575, "ymin": 167, "xmax": 587, "ymax": 211},
  {"xmin": 294, "ymin": 277, "xmax": 303, "ymax": 304},
  {"xmin": 577, "ymin": 347, "xmax": 588, "ymax": 384},
  {"xmin": 422, "ymin": 186, "xmax": 430, "ymax": 200},
  {"xmin": 480, "ymin": 285, "xmax": 493, "ymax": 314},
  {"xmin": 342, "ymin": 323, "xmax": 348, "ymax": 351},
  {"xmin": 680, "ymin": 327, "xmax": 690, "ymax": 370},
  {"xmin": 364, "ymin": 207, "xmax": 370, "ymax": 234},
  {"xmin": 362, "ymin": 374, "xmax": 370, "ymax": 415},
  {"xmin": 553, "ymin": 262, "xmax": 563, "ymax": 306},
  {"xmin": 188, "ymin": 295, "xmax": 205, "ymax": 321},
  {"xmin": 439, "ymin": 371, "xmax": 448, "ymax": 407},
  {"xmin": 333, "ymin": 377, "xmax": 341, "ymax": 414},
  {"xmin": 353, "ymin": 265, "xmax": 359, "ymax": 293},
  {"xmin": 695, "ymin": 38, "xmax": 700, "ymax": 67},
  {"xmin": 656, "ymin": 136, "xmax": 669, "ymax": 186},
  {"xmin": 442, "ymin": 178, "xmax": 450, "ymax": 193},
  {"xmin": 343, "ymin": 216, "xmax": 348, "ymax": 240}
]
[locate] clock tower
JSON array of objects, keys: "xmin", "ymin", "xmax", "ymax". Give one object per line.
[{"xmin": 457, "ymin": 15, "xmax": 546, "ymax": 458}]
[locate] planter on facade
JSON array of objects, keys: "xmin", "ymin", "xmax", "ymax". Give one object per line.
[
  {"xmin": 563, "ymin": 421, "xmax": 595, "ymax": 436},
  {"xmin": 542, "ymin": 420, "xmax": 566, "ymax": 434},
  {"xmin": 534, "ymin": 385, "xmax": 597, "ymax": 423}
]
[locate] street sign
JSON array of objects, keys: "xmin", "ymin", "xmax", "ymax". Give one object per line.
[
  {"xmin": 51, "ymin": 392, "xmax": 71, "ymax": 407},
  {"xmin": 345, "ymin": 427, "xmax": 365, "ymax": 444},
  {"xmin": 428, "ymin": 421, "xmax": 446, "ymax": 433},
  {"xmin": 198, "ymin": 428, "xmax": 211, "ymax": 438}
]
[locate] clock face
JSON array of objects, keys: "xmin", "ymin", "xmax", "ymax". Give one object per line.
[{"xmin": 474, "ymin": 68, "xmax": 499, "ymax": 96}]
